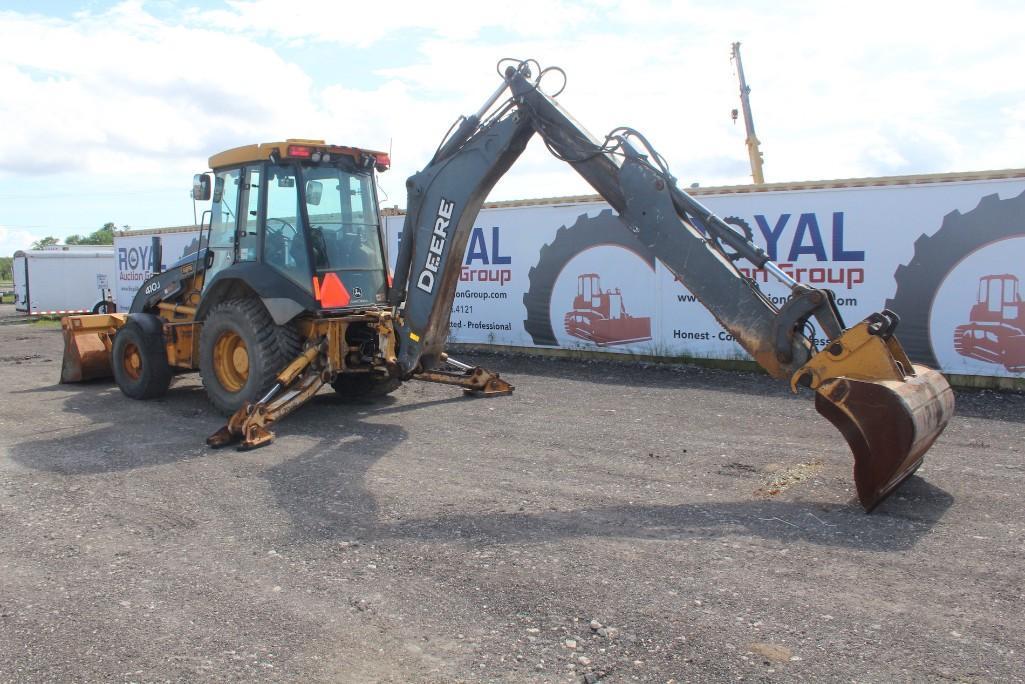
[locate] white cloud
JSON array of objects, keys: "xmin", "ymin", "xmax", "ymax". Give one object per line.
[
  {"xmin": 192, "ymin": 0, "xmax": 594, "ymax": 47},
  {"xmin": 1, "ymin": 0, "xmax": 1024, "ymax": 241},
  {"xmin": 0, "ymin": 1, "xmax": 316, "ymax": 176},
  {"xmin": 0, "ymin": 225, "xmax": 38, "ymax": 257}
]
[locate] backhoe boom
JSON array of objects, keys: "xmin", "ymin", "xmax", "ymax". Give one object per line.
[
  {"xmin": 393, "ymin": 65, "xmax": 834, "ymax": 378},
  {"xmin": 391, "ymin": 61, "xmax": 954, "ymax": 511}
]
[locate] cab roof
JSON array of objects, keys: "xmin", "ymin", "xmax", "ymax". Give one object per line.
[{"xmin": 209, "ymin": 139, "xmax": 390, "ymax": 172}]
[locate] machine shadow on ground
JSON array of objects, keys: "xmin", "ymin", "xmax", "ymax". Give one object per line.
[
  {"xmin": 462, "ymin": 351, "xmax": 791, "ymax": 397},
  {"xmin": 262, "ymin": 391, "xmax": 954, "ymax": 553},
  {"xmin": 376, "ymin": 476, "xmax": 952, "ymax": 552},
  {"xmin": 8, "ymin": 377, "xmax": 430, "ymax": 475},
  {"xmin": 10, "ymin": 368, "xmax": 954, "ymax": 554},
  {"xmin": 264, "ymin": 438, "xmax": 953, "ymax": 553},
  {"xmin": 9, "ymin": 381, "xmax": 218, "ymax": 474},
  {"xmin": 465, "ymin": 351, "xmax": 1025, "ymax": 424}
]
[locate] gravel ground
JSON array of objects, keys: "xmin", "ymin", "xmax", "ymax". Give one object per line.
[{"xmin": 1, "ymin": 317, "xmax": 1023, "ymax": 683}]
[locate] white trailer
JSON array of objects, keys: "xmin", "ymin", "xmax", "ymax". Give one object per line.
[{"xmin": 12, "ymin": 246, "xmax": 117, "ymax": 314}]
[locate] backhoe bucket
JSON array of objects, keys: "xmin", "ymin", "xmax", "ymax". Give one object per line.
[
  {"xmin": 815, "ymin": 366, "xmax": 954, "ymax": 511},
  {"xmin": 794, "ymin": 313, "xmax": 955, "ymax": 511},
  {"xmin": 60, "ymin": 314, "xmax": 125, "ymax": 383}
]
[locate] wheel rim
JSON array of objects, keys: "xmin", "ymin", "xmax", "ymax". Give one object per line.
[
  {"xmin": 121, "ymin": 342, "xmax": 142, "ymax": 381},
  {"xmin": 213, "ymin": 330, "xmax": 249, "ymax": 393}
]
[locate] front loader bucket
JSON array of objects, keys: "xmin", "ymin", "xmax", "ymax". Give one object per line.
[
  {"xmin": 815, "ymin": 366, "xmax": 954, "ymax": 511},
  {"xmin": 60, "ymin": 314, "xmax": 125, "ymax": 383}
]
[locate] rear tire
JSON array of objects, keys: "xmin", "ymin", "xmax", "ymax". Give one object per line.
[
  {"xmin": 112, "ymin": 316, "xmax": 172, "ymax": 399},
  {"xmin": 199, "ymin": 298, "xmax": 284, "ymax": 415},
  {"xmin": 330, "ymin": 373, "xmax": 401, "ymax": 400}
]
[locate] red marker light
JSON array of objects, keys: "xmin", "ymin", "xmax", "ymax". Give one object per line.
[
  {"xmin": 375, "ymin": 153, "xmax": 390, "ymax": 171},
  {"xmin": 287, "ymin": 145, "xmax": 313, "ymax": 158}
]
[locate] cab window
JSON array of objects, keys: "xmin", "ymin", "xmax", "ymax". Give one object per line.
[
  {"xmin": 209, "ymin": 168, "xmax": 240, "ymax": 248},
  {"xmin": 303, "ymin": 166, "xmax": 383, "ymax": 272},
  {"xmin": 203, "ymin": 168, "xmax": 241, "ymax": 289},
  {"xmin": 264, "ymin": 165, "xmax": 311, "ymax": 288}
]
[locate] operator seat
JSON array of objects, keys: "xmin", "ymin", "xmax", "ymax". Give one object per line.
[{"xmin": 309, "ymin": 226, "xmax": 329, "ymax": 270}]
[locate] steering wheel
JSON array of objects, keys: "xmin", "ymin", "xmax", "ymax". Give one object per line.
[
  {"xmin": 264, "ymin": 218, "xmax": 298, "ymax": 267},
  {"xmin": 265, "ymin": 217, "xmax": 297, "ymax": 238}
]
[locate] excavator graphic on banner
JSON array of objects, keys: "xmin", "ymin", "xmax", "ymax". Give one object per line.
[{"xmin": 60, "ymin": 60, "xmax": 954, "ymax": 512}]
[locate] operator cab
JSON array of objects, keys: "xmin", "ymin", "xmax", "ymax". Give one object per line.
[{"xmin": 194, "ymin": 139, "xmax": 391, "ymax": 312}]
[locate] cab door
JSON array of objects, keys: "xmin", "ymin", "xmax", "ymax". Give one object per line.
[
  {"xmin": 204, "ymin": 165, "xmax": 263, "ymax": 292},
  {"xmin": 237, "ymin": 165, "xmax": 262, "ymax": 263},
  {"xmin": 204, "ymin": 168, "xmax": 242, "ymax": 290}
]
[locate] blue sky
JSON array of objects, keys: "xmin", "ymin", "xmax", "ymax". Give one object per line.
[{"xmin": 2, "ymin": 0, "xmax": 1024, "ymax": 255}]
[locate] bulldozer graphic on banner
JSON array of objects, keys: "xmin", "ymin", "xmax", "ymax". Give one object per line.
[
  {"xmin": 564, "ymin": 273, "xmax": 652, "ymax": 346},
  {"xmin": 954, "ymin": 274, "xmax": 1025, "ymax": 372}
]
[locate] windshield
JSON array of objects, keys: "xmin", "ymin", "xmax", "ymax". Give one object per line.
[{"xmin": 302, "ymin": 166, "xmax": 383, "ymax": 272}]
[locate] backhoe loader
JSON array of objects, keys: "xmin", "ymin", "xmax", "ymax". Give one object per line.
[{"xmin": 61, "ymin": 60, "xmax": 954, "ymax": 512}]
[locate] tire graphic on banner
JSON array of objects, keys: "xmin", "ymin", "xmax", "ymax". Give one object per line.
[
  {"xmin": 523, "ymin": 210, "xmax": 655, "ymax": 346},
  {"xmin": 886, "ymin": 190, "xmax": 1025, "ymax": 371},
  {"xmin": 713, "ymin": 216, "xmax": 755, "ymax": 262}
]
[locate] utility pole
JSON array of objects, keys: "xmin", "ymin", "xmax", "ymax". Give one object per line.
[{"xmin": 731, "ymin": 42, "xmax": 765, "ymax": 184}]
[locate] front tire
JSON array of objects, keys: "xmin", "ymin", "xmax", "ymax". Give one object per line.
[
  {"xmin": 111, "ymin": 316, "xmax": 172, "ymax": 399},
  {"xmin": 199, "ymin": 298, "xmax": 284, "ymax": 415}
]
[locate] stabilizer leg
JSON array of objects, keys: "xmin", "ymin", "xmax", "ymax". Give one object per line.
[
  {"xmin": 411, "ymin": 354, "xmax": 514, "ymax": 396},
  {"xmin": 207, "ymin": 344, "xmax": 326, "ymax": 450}
]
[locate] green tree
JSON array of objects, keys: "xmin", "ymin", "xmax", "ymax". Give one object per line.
[
  {"xmin": 0, "ymin": 256, "xmax": 12, "ymax": 281},
  {"xmin": 31, "ymin": 236, "xmax": 59, "ymax": 249},
  {"xmin": 66, "ymin": 222, "xmax": 116, "ymax": 246}
]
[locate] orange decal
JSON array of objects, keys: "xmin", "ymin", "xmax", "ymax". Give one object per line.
[
  {"xmin": 319, "ymin": 272, "xmax": 351, "ymax": 308},
  {"xmin": 311, "ymin": 276, "xmax": 321, "ymax": 300}
]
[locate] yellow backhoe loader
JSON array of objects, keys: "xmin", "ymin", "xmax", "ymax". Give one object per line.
[{"xmin": 60, "ymin": 60, "xmax": 954, "ymax": 512}]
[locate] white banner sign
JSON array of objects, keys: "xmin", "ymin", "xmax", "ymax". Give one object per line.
[
  {"xmin": 387, "ymin": 178, "xmax": 1025, "ymax": 379},
  {"xmin": 114, "ymin": 231, "xmax": 200, "ymax": 311}
]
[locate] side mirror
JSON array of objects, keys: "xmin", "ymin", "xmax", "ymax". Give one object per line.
[
  {"xmin": 192, "ymin": 174, "xmax": 211, "ymax": 201},
  {"xmin": 306, "ymin": 180, "xmax": 323, "ymax": 206},
  {"xmin": 212, "ymin": 176, "xmax": 225, "ymax": 203}
]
